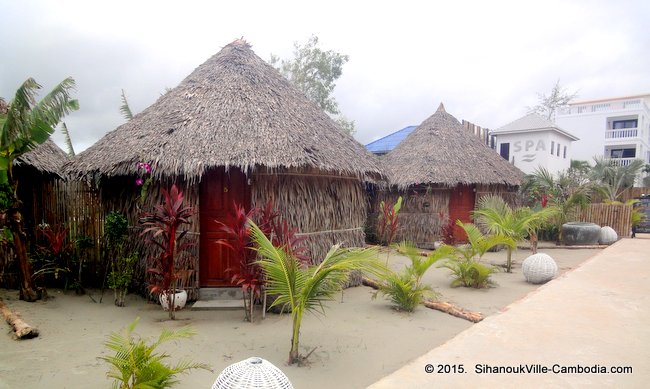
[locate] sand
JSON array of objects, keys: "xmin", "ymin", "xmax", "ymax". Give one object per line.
[{"xmin": 0, "ymin": 246, "xmax": 599, "ymax": 389}]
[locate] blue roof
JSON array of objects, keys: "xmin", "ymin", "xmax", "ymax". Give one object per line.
[{"xmin": 365, "ymin": 125, "xmax": 416, "ymax": 154}]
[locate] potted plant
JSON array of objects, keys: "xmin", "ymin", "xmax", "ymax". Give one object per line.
[{"xmin": 141, "ymin": 184, "xmax": 195, "ymax": 320}]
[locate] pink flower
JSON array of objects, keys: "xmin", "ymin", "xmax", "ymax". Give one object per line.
[{"xmin": 135, "ymin": 178, "xmax": 144, "ymax": 186}]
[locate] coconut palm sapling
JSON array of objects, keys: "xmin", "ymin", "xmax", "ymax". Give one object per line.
[
  {"xmin": 441, "ymin": 221, "xmax": 515, "ymax": 288},
  {"xmin": 101, "ymin": 317, "xmax": 210, "ymax": 389},
  {"xmin": 248, "ymin": 220, "xmax": 380, "ymax": 365},
  {"xmin": 374, "ymin": 241, "xmax": 453, "ymax": 312}
]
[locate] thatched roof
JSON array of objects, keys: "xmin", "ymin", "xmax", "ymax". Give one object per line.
[
  {"xmin": 65, "ymin": 40, "xmax": 382, "ymax": 183},
  {"xmin": 15, "ymin": 139, "xmax": 69, "ymax": 177},
  {"xmin": 383, "ymin": 103, "xmax": 523, "ymax": 189}
]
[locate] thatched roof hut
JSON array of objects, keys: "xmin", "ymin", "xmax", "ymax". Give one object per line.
[
  {"xmin": 66, "ymin": 39, "xmax": 382, "ymax": 293},
  {"xmin": 375, "ymin": 103, "xmax": 523, "ymax": 246},
  {"xmin": 384, "ymin": 103, "xmax": 522, "ymax": 189},
  {"xmin": 15, "ymin": 139, "xmax": 68, "ymax": 178},
  {"xmin": 68, "ymin": 40, "xmax": 381, "ymax": 183}
]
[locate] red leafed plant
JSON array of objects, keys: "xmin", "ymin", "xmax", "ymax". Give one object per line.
[
  {"xmin": 140, "ymin": 184, "xmax": 195, "ymax": 320},
  {"xmin": 377, "ymin": 196, "xmax": 403, "ymax": 246},
  {"xmin": 439, "ymin": 211, "xmax": 456, "ymax": 245},
  {"xmin": 217, "ymin": 200, "xmax": 309, "ymax": 321}
]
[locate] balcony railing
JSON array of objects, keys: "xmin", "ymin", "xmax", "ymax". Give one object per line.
[
  {"xmin": 606, "ymin": 157, "xmax": 637, "ymax": 167},
  {"xmin": 557, "ymin": 98, "xmax": 649, "ymax": 116},
  {"xmin": 605, "ymin": 128, "xmax": 639, "ymax": 139}
]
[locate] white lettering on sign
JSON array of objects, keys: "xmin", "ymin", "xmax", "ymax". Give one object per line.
[{"xmin": 513, "ymin": 140, "xmax": 546, "ymax": 153}]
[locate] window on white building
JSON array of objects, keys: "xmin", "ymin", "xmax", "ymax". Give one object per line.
[
  {"xmin": 610, "ymin": 148, "xmax": 636, "ymax": 158},
  {"xmin": 612, "ymin": 119, "xmax": 638, "ymax": 129},
  {"xmin": 563, "ymin": 146, "xmax": 567, "ymax": 159},
  {"xmin": 551, "ymin": 141, "xmax": 554, "ymax": 155},
  {"xmin": 499, "ymin": 143, "xmax": 510, "ymax": 161},
  {"xmin": 557, "ymin": 143, "xmax": 560, "ymax": 156}
]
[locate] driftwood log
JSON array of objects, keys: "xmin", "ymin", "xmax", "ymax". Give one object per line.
[
  {"xmin": 0, "ymin": 298, "xmax": 39, "ymax": 339},
  {"xmin": 422, "ymin": 300, "xmax": 484, "ymax": 323},
  {"xmin": 362, "ymin": 277, "xmax": 484, "ymax": 323}
]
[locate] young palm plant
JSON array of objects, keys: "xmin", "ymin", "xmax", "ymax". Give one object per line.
[
  {"xmin": 101, "ymin": 317, "xmax": 210, "ymax": 389},
  {"xmin": 441, "ymin": 221, "xmax": 515, "ymax": 288},
  {"xmin": 248, "ymin": 220, "xmax": 380, "ymax": 365},
  {"xmin": 473, "ymin": 195, "xmax": 555, "ymax": 272},
  {"xmin": 374, "ymin": 241, "xmax": 454, "ymax": 312}
]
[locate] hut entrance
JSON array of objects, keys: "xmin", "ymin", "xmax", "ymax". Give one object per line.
[
  {"xmin": 448, "ymin": 185, "xmax": 475, "ymax": 242},
  {"xmin": 199, "ymin": 168, "xmax": 250, "ymax": 287}
]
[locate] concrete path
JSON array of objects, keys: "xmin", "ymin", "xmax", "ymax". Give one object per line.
[{"xmin": 369, "ymin": 238, "xmax": 650, "ymax": 388}]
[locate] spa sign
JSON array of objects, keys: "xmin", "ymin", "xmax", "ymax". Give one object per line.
[{"xmin": 512, "ymin": 139, "xmax": 546, "ymax": 163}]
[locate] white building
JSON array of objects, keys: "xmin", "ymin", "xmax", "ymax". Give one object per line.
[
  {"xmin": 556, "ymin": 94, "xmax": 650, "ymax": 168},
  {"xmin": 492, "ymin": 113, "xmax": 579, "ymax": 175}
]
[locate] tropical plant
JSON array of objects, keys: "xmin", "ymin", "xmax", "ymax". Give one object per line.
[
  {"xmin": 377, "ymin": 196, "xmax": 402, "ymax": 247},
  {"xmin": 141, "ymin": 184, "xmax": 196, "ymax": 320},
  {"xmin": 216, "ymin": 201, "xmax": 261, "ymax": 321},
  {"xmin": 248, "ymin": 220, "xmax": 379, "ymax": 365},
  {"xmin": 590, "ymin": 156, "xmax": 645, "ymax": 201},
  {"xmin": 374, "ymin": 241, "xmax": 453, "ymax": 312},
  {"xmin": 104, "ymin": 212, "xmax": 137, "ymax": 307},
  {"xmin": 0, "ymin": 77, "xmax": 78, "ymax": 301},
  {"xmin": 523, "ymin": 167, "xmax": 591, "ymax": 243},
  {"xmin": 441, "ymin": 221, "xmax": 514, "ymax": 288},
  {"xmin": 101, "ymin": 317, "xmax": 210, "ymax": 389}
]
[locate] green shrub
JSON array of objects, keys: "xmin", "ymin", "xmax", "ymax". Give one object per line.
[{"xmin": 442, "ymin": 259, "xmax": 498, "ymax": 288}]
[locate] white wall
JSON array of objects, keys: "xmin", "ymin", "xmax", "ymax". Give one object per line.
[
  {"xmin": 555, "ymin": 113, "xmax": 605, "ymax": 162},
  {"xmin": 494, "ymin": 130, "xmax": 573, "ymax": 175}
]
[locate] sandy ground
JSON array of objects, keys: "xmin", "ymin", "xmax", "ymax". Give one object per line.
[{"xmin": 0, "ymin": 246, "xmax": 600, "ymax": 389}]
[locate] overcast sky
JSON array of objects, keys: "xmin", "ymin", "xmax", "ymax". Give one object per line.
[{"xmin": 1, "ymin": 0, "xmax": 649, "ymax": 153}]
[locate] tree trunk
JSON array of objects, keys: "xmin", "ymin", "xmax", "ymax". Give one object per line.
[
  {"xmin": 506, "ymin": 247, "xmax": 513, "ymax": 273},
  {"xmin": 423, "ymin": 300, "xmax": 484, "ymax": 323},
  {"xmin": 8, "ymin": 208, "xmax": 38, "ymax": 302},
  {"xmin": 289, "ymin": 313, "xmax": 301, "ymax": 364},
  {"xmin": 0, "ymin": 298, "xmax": 39, "ymax": 339}
]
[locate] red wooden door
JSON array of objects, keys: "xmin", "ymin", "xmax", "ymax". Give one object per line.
[
  {"xmin": 199, "ymin": 168, "xmax": 249, "ymax": 287},
  {"xmin": 448, "ymin": 185, "xmax": 476, "ymax": 242}
]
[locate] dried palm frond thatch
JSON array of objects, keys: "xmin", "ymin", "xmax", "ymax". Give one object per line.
[
  {"xmin": 65, "ymin": 39, "xmax": 382, "ymax": 183},
  {"xmin": 383, "ymin": 103, "xmax": 524, "ymax": 189},
  {"xmin": 15, "ymin": 139, "xmax": 69, "ymax": 178}
]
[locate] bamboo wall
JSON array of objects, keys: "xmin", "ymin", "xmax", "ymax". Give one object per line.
[
  {"xmin": 576, "ymin": 203, "xmax": 633, "ymax": 238},
  {"xmin": 370, "ymin": 184, "xmax": 518, "ymax": 248},
  {"xmin": 372, "ymin": 186, "xmax": 450, "ymax": 248},
  {"xmin": 252, "ymin": 170, "xmax": 367, "ymax": 285}
]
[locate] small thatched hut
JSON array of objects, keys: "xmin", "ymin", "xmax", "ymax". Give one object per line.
[
  {"xmin": 65, "ymin": 40, "xmax": 382, "ymax": 295},
  {"xmin": 14, "ymin": 139, "xmax": 69, "ymax": 237},
  {"xmin": 377, "ymin": 103, "xmax": 523, "ymax": 247}
]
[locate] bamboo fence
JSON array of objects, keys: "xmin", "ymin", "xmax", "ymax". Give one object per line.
[{"xmin": 576, "ymin": 203, "xmax": 633, "ymax": 238}]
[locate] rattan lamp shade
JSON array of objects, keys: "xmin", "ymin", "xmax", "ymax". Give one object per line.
[
  {"xmin": 522, "ymin": 253, "xmax": 558, "ymax": 284},
  {"xmin": 212, "ymin": 357, "xmax": 293, "ymax": 389}
]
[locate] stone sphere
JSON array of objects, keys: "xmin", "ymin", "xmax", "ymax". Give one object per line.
[
  {"xmin": 562, "ymin": 222, "xmax": 601, "ymax": 245},
  {"xmin": 599, "ymin": 226, "xmax": 618, "ymax": 245},
  {"xmin": 522, "ymin": 253, "xmax": 558, "ymax": 284}
]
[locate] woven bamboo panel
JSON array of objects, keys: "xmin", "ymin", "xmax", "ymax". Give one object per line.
[{"xmin": 576, "ymin": 203, "xmax": 633, "ymax": 238}]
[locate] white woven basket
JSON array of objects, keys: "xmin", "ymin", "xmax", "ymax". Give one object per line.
[
  {"xmin": 522, "ymin": 253, "xmax": 558, "ymax": 284},
  {"xmin": 212, "ymin": 357, "xmax": 293, "ymax": 389}
]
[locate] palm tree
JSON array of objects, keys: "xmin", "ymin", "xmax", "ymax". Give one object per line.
[
  {"xmin": 0, "ymin": 77, "xmax": 78, "ymax": 301},
  {"xmin": 591, "ymin": 156, "xmax": 645, "ymax": 201},
  {"xmin": 374, "ymin": 241, "xmax": 453, "ymax": 312},
  {"xmin": 441, "ymin": 221, "xmax": 515, "ymax": 288},
  {"xmin": 473, "ymin": 195, "xmax": 556, "ymax": 272},
  {"xmin": 248, "ymin": 220, "xmax": 380, "ymax": 365}
]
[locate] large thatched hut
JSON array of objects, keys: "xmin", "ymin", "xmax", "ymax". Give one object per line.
[
  {"xmin": 65, "ymin": 40, "xmax": 382, "ymax": 296},
  {"xmin": 377, "ymin": 103, "xmax": 523, "ymax": 247}
]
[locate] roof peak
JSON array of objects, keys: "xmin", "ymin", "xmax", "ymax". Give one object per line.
[{"xmin": 436, "ymin": 102, "xmax": 446, "ymax": 113}]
